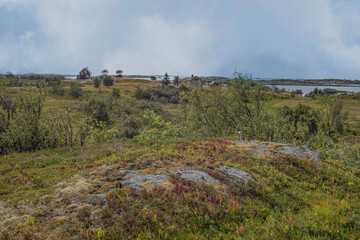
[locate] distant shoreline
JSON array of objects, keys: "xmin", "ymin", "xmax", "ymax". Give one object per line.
[
  {"xmin": 3, "ymin": 73, "xmax": 360, "ymax": 87},
  {"xmin": 255, "ymin": 79, "xmax": 360, "ymax": 87}
]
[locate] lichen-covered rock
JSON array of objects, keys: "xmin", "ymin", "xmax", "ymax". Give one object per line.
[
  {"xmin": 235, "ymin": 141, "xmax": 321, "ymax": 162},
  {"xmin": 273, "ymin": 145, "xmax": 321, "ymax": 163},
  {"xmin": 218, "ymin": 167, "xmax": 253, "ymax": 184},
  {"xmin": 119, "ymin": 167, "xmax": 221, "ymax": 192},
  {"xmin": 121, "ymin": 170, "xmax": 169, "ymax": 192},
  {"xmin": 170, "ymin": 168, "xmax": 219, "ymax": 183}
]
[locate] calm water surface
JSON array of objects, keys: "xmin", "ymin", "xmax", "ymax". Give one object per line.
[{"xmin": 267, "ymin": 85, "xmax": 360, "ymax": 95}]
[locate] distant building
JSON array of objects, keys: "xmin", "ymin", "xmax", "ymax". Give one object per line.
[
  {"xmin": 208, "ymin": 81, "xmax": 219, "ymax": 87},
  {"xmin": 77, "ymin": 67, "xmax": 91, "ymax": 79}
]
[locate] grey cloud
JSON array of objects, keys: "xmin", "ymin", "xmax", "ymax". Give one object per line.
[{"xmin": 1, "ymin": 0, "xmax": 360, "ymax": 78}]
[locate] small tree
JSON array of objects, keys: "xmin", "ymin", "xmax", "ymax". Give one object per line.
[
  {"xmin": 101, "ymin": 69, "xmax": 109, "ymax": 76},
  {"xmin": 185, "ymin": 73, "xmax": 266, "ymax": 138},
  {"xmin": 94, "ymin": 77, "xmax": 101, "ymax": 95},
  {"xmin": 0, "ymin": 85, "xmax": 16, "ymax": 122},
  {"xmin": 162, "ymin": 73, "xmax": 170, "ymax": 87},
  {"xmin": 291, "ymin": 90, "xmax": 296, "ymax": 98},
  {"xmin": 116, "ymin": 70, "xmax": 123, "ymax": 77},
  {"xmin": 317, "ymin": 96, "xmax": 347, "ymax": 136},
  {"xmin": 16, "ymin": 85, "xmax": 47, "ymax": 151},
  {"xmin": 84, "ymin": 98, "xmax": 111, "ymax": 127},
  {"xmin": 94, "ymin": 77, "xmax": 101, "ymax": 89},
  {"xmin": 150, "ymin": 76, "xmax": 157, "ymax": 81},
  {"xmin": 173, "ymin": 75, "xmax": 180, "ymax": 86},
  {"xmin": 294, "ymin": 89, "xmax": 303, "ymax": 96},
  {"xmin": 5, "ymin": 72, "xmax": 14, "ymax": 79},
  {"xmin": 103, "ymin": 76, "xmax": 114, "ymax": 88}
]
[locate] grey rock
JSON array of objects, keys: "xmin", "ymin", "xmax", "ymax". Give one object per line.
[
  {"xmin": 86, "ymin": 195, "xmax": 107, "ymax": 204},
  {"xmin": 170, "ymin": 168, "xmax": 219, "ymax": 183},
  {"xmin": 235, "ymin": 141, "xmax": 321, "ymax": 162},
  {"xmin": 119, "ymin": 168, "xmax": 220, "ymax": 192},
  {"xmin": 218, "ymin": 166, "xmax": 253, "ymax": 184},
  {"xmin": 273, "ymin": 146, "xmax": 306, "ymax": 158},
  {"xmin": 273, "ymin": 145, "xmax": 321, "ymax": 163},
  {"xmin": 121, "ymin": 170, "xmax": 168, "ymax": 192}
]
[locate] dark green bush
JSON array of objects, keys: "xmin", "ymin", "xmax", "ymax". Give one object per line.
[
  {"xmin": 44, "ymin": 76, "xmax": 63, "ymax": 87},
  {"xmin": 52, "ymin": 85, "xmax": 65, "ymax": 95},
  {"xmin": 84, "ymin": 98, "xmax": 111, "ymax": 127},
  {"xmin": 120, "ymin": 116, "xmax": 142, "ymax": 138},
  {"xmin": 103, "ymin": 76, "xmax": 114, "ymax": 87},
  {"xmin": 69, "ymin": 83, "xmax": 83, "ymax": 99},
  {"xmin": 279, "ymin": 103, "xmax": 320, "ymax": 135},
  {"xmin": 134, "ymin": 86, "xmax": 180, "ymax": 104},
  {"xmin": 161, "ymin": 73, "xmax": 170, "ymax": 86},
  {"xmin": 307, "ymin": 88, "xmax": 339, "ymax": 98},
  {"xmin": 93, "ymin": 77, "xmax": 101, "ymax": 89},
  {"xmin": 134, "ymin": 87, "xmax": 151, "ymax": 100}
]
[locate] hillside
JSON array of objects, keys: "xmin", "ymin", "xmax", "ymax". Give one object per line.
[{"xmin": 0, "ymin": 138, "xmax": 360, "ymax": 239}]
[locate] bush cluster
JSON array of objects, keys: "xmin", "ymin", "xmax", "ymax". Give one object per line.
[
  {"xmin": 181, "ymin": 74, "xmax": 348, "ymax": 149},
  {"xmin": 134, "ymin": 86, "xmax": 180, "ymax": 104},
  {"xmin": 0, "ymin": 87, "xmax": 91, "ymax": 155},
  {"xmin": 306, "ymin": 88, "xmax": 338, "ymax": 98}
]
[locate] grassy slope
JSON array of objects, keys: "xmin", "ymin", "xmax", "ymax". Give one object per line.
[{"xmin": 0, "ymin": 138, "xmax": 359, "ymax": 239}]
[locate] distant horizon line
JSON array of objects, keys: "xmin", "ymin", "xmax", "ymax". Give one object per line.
[{"xmin": 1, "ymin": 71, "xmax": 359, "ymax": 81}]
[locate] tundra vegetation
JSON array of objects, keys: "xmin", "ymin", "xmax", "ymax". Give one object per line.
[{"xmin": 0, "ymin": 73, "xmax": 359, "ymax": 239}]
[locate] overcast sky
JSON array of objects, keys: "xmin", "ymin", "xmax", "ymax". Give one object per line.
[{"xmin": 1, "ymin": 0, "xmax": 360, "ymax": 78}]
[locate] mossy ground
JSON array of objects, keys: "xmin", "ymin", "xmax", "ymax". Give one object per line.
[{"xmin": 0, "ymin": 138, "xmax": 359, "ymax": 239}]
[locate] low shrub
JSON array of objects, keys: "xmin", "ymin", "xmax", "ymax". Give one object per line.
[
  {"xmin": 84, "ymin": 99, "xmax": 111, "ymax": 127},
  {"xmin": 69, "ymin": 83, "xmax": 83, "ymax": 99},
  {"xmin": 134, "ymin": 86, "xmax": 181, "ymax": 104}
]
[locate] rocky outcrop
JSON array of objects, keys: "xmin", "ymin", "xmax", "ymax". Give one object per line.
[
  {"xmin": 234, "ymin": 141, "xmax": 321, "ymax": 163},
  {"xmin": 84, "ymin": 141, "xmax": 320, "ymax": 205},
  {"xmin": 85, "ymin": 166, "xmax": 253, "ymax": 204},
  {"xmin": 171, "ymin": 168, "xmax": 220, "ymax": 183},
  {"xmin": 218, "ymin": 166, "xmax": 254, "ymax": 184},
  {"xmin": 121, "ymin": 170, "xmax": 169, "ymax": 192},
  {"xmin": 120, "ymin": 167, "xmax": 221, "ymax": 193}
]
